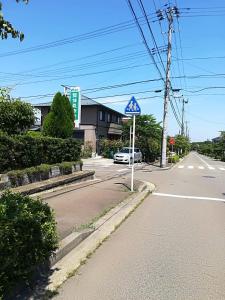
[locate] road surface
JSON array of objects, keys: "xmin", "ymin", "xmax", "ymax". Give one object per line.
[{"xmin": 55, "ymin": 152, "xmax": 225, "ymax": 300}]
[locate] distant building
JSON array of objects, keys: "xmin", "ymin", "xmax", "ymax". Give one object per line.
[
  {"xmin": 212, "ymin": 136, "xmax": 221, "ymax": 143},
  {"xmin": 33, "ymin": 95, "xmax": 125, "ymax": 154}
]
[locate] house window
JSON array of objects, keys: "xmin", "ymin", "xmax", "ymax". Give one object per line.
[
  {"xmin": 99, "ymin": 110, "xmax": 105, "ymax": 121},
  {"xmin": 107, "ymin": 113, "xmax": 111, "ymax": 123},
  {"xmin": 111, "ymin": 114, "xmax": 116, "ymax": 123}
]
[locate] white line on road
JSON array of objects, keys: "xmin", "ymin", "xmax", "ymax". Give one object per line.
[
  {"xmin": 117, "ymin": 168, "xmax": 129, "ymax": 172},
  {"xmin": 178, "ymin": 165, "xmax": 184, "ymax": 169},
  {"xmin": 208, "ymin": 166, "xmax": 215, "ymax": 170},
  {"xmin": 194, "ymin": 153, "xmax": 214, "ymax": 169},
  {"xmin": 188, "ymin": 166, "xmax": 194, "ymax": 169},
  {"xmin": 219, "ymin": 167, "xmax": 225, "ymax": 171},
  {"xmin": 153, "ymin": 192, "xmax": 225, "ymax": 202},
  {"xmin": 198, "ymin": 166, "xmax": 205, "ymax": 169}
]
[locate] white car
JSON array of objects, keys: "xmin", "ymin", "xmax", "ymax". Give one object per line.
[{"xmin": 113, "ymin": 147, "xmax": 142, "ymax": 164}]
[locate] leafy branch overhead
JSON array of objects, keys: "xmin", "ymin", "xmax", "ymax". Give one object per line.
[{"xmin": 0, "ymin": 0, "xmax": 28, "ymax": 40}]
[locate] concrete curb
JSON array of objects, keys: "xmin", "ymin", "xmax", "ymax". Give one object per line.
[
  {"xmin": 46, "ymin": 181, "xmax": 155, "ymax": 293},
  {"xmin": 7, "ymin": 170, "xmax": 95, "ymax": 196}
]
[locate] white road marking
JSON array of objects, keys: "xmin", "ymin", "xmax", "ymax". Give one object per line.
[
  {"xmin": 178, "ymin": 165, "xmax": 184, "ymax": 169},
  {"xmin": 198, "ymin": 166, "xmax": 205, "ymax": 169},
  {"xmin": 153, "ymin": 192, "xmax": 225, "ymax": 202},
  {"xmin": 194, "ymin": 153, "xmax": 214, "ymax": 169},
  {"xmin": 117, "ymin": 168, "xmax": 129, "ymax": 172},
  {"xmin": 219, "ymin": 167, "xmax": 225, "ymax": 171},
  {"xmin": 188, "ymin": 166, "xmax": 194, "ymax": 169},
  {"xmin": 208, "ymin": 166, "xmax": 215, "ymax": 170}
]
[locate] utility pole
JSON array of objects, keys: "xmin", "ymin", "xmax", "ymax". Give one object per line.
[
  {"xmin": 181, "ymin": 98, "xmax": 188, "ymax": 136},
  {"xmin": 181, "ymin": 98, "xmax": 185, "ymax": 136},
  {"xmin": 161, "ymin": 7, "xmax": 173, "ymax": 168}
]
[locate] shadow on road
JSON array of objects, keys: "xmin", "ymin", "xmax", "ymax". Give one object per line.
[{"xmin": 7, "ymin": 262, "xmax": 58, "ymax": 300}]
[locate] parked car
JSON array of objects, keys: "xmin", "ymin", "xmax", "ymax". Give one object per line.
[{"xmin": 113, "ymin": 147, "xmax": 142, "ymax": 164}]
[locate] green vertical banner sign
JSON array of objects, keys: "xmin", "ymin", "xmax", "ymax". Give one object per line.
[{"xmin": 69, "ymin": 87, "xmax": 81, "ymax": 128}]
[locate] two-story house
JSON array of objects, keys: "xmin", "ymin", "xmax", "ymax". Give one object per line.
[{"xmin": 33, "ymin": 95, "xmax": 125, "ymax": 154}]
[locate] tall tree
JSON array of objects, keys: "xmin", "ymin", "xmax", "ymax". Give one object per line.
[
  {"xmin": 0, "ymin": 89, "xmax": 35, "ymax": 134},
  {"xmin": 43, "ymin": 92, "xmax": 74, "ymax": 139},
  {"xmin": 173, "ymin": 135, "xmax": 190, "ymax": 155},
  {"xmin": 122, "ymin": 114, "xmax": 162, "ymax": 162},
  {"xmin": 0, "ymin": 0, "xmax": 28, "ymax": 41}
]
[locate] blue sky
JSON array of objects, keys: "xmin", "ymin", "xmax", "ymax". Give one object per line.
[{"xmin": 1, "ymin": 0, "xmax": 225, "ymax": 141}]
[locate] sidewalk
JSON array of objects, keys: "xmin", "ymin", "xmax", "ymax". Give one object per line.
[{"xmin": 40, "ymin": 176, "xmax": 141, "ymax": 240}]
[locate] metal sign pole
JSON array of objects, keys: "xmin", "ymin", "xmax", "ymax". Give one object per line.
[
  {"xmin": 129, "ymin": 124, "xmax": 132, "ymax": 168},
  {"xmin": 131, "ymin": 115, "xmax": 136, "ymax": 192},
  {"xmin": 124, "ymin": 96, "xmax": 140, "ymax": 192}
]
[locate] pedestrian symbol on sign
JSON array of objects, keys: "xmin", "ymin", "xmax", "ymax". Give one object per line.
[{"xmin": 125, "ymin": 96, "xmax": 141, "ymax": 115}]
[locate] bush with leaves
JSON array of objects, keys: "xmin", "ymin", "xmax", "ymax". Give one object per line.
[
  {"xmin": 0, "ymin": 191, "xmax": 58, "ymax": 297},
  {"xmin": 168, "ymin": 154, "xmax": 180, "ymax": 163},
  {"xmin": 0, "ymin": 134, "xmax": 81, "ymax": 172},
  {"xmin": 100, "ymin": 139, "xmax": 125, "ymax": 158},
  {"xmin": 0, "ymin": 98, "xmax": 35, "ymax": 135},
  {"xmin": 81, "ymin": 141, "xmax": 93, "ymax": 158},
  {"xmin": 43, "ymin": 92, "xmax": 74, "ymax": 139}
]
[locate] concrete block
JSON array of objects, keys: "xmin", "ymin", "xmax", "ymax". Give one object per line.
[{"xmin": 51, "ymin": 166, "xmax": 60, "ymax": 178}]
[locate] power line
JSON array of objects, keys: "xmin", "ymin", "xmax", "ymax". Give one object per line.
[
  {"xmin": 137, "ymin": 0, "xmax": 166, "ymax": 73},
  {"xmin": 18, "ymin": 78, "xmax": 164, "ymax": 99},
  {"xmin": 0, "ymin": 43, "xmax": 142, "ymax": 77},
  {"xmin": 0, "ymin": 15, "xmax": 158, "ymax": 59},
  {"xmin": 4, "ymin": 71, "xmax": 225, "ymax": 88},
  {"xmin": 126, "ymin": 0, "xmax": 165, "ymax": 81},
  {"xmin": 4, "ymin": 62, "xmax": 156, "ymax": 86},
  {"xmin": 184, "ymin": 86, "xmax": 225, "ymax": 93},
  {"xmin": 0, "ymin": 50, "xmax": 148, "ymax": 80}
]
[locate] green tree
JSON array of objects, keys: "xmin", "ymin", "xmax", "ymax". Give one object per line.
[
  {"xmin": 122, "ymin": 114, "xmax": 162, "ymax": 162},
  {"xmin": 43, "ymin": 92, "xmax": 74, "ymax": 139},
  {"xmin": 173, "ymin": 135, "xmax": 191, "ymax": 156},
  {"xmin": 0, "ymin": 0, "xmax": 28, "ymax": 41},
  {"xmin": 0, "ymin": 89, "xmax": 35, "ymax": 135}
]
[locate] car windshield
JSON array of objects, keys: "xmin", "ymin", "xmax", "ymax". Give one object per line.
[{"xmin": 119, "ymin": 148, "xmax": 131, "ymax": 153}]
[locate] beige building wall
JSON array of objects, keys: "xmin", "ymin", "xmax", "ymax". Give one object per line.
[{"xmin": 79, "ymin": 125, "xmax": 97, "ymax": 153}]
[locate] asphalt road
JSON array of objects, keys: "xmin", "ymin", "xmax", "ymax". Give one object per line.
[
  {"xmin": 82, "ymin": 157, "xmax": 150, "ymax": 179},
  {"xmin": 55, "ymin": 152, "xmax": 225, "ymax": 300}
]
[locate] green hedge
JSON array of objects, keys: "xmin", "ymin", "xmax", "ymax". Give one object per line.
[
  {"xmin": 0, "ymin": 134, "xmax": 81, "ymax": 172},
  {"xmin": 0, "ymin": 191, "xmax": 58, "ymax": 297},
  {"xmin": 6, "ymin": 161, "xmax": 83, "ymax": 188},
  {"xmin": 168, "ymin": 154, "xmax": 180, "ymax": 163},
  {"xmin": 100, "ymin": 139, "xmax": 125, "ymax": 158}
]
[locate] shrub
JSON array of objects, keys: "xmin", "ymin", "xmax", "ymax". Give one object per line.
[
  {"xmin": 0, "ymin": 134, "xmax": 81, "ymax": 172},
  {"xmin": 100, "ymin": 139, "xmax": 125, "ymax": 158},
  {"xmin": 0, "ymin": 191, "xmax": 58, "ymax": 297},
  {"xmin": 5, "ymin": 161, "xmax": 82, "ymax": 188},
  {"xmin": 7, "ymin": 169, "xmax": 26, "ymax": 187},
  {"xmin": 25, "ymin": 131, "xmax": 43, "ymax": 138},
  {"xmin": 168, "ymin": 154, "xmax": 179, "ymax": 163},
  {"xmin": 0, "ymin": 99, "xmax": 35, "ymax": 135},
  {"xmin": 58, "ymin": 161, "xmax": 73, "ymax": 175},
  {"xmin": 81, "ymin": 141, "xmax": 93, "ymax": 158}
]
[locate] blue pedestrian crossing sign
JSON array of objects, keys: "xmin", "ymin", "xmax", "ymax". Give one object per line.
[{"xmin": 125, "ymin": 96, "xmax": 141, "ymax": 115}]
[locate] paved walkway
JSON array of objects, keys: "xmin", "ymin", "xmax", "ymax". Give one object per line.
[{"xmin": 41, "ymin": 177, "xmax": 139, "ymax": 239}]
